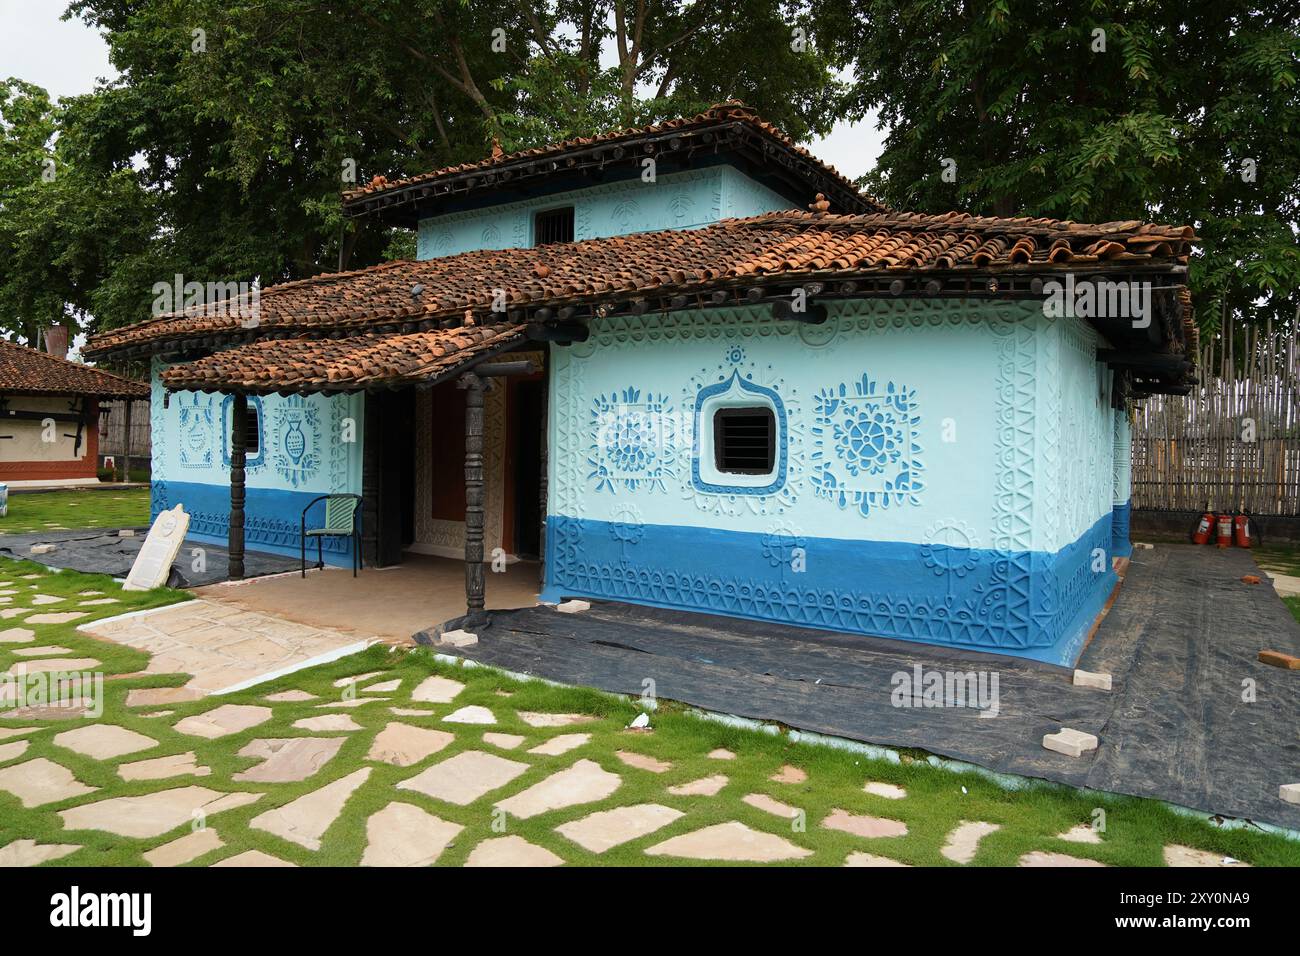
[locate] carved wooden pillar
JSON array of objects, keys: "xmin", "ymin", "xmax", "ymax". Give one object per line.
[
  {"xmin": 228, "ymin": 392, "xmax": 247, "ymax": 580},
  {"xmin": 459, "ymin": 372, "xmax": 487, "ymax": 627},
  {"xmin": 537, "ymin": 355, "xmax": 549, "ymax": 589}
]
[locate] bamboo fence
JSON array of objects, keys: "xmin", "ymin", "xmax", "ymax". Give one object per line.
[
  {"xmin": 97, "ymin": 399, "xmax": 151, "ymax": 467},
  {"xmin": 1132, "ymin": 308, "xmax": 1300, "ymax": 515}
]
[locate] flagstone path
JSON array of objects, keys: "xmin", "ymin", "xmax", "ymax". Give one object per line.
[
  {"xmin": 0, "ymin": 558, "xmax": 1294, "ymax": 869},
  {"xmin": 77, "ymin": 599, "xmax": 371, "ymax": 694}
]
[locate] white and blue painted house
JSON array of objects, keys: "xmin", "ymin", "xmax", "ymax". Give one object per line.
[{"xmin": 86, "ymin": 104, "xmax": 1195, "ymax": 666}]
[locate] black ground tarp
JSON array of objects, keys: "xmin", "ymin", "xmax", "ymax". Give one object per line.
[
  {"xmin": 442, "ymin": 544, "xmax": 1300, "ymax": 830},
  {"xmin": 0, "ymin": 528, "xmax": 299, "ymax": 586}
]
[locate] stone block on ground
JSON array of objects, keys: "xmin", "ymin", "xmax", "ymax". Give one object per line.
[
  {"xmin": 1043, "ymin": 728, "xmax": 1099, "ymax": 758},
  {"xmin": 439, "ymin": 629, "xmax": 478, "ymax": 648},
  {"xmin": 554, "ymin": 600, "xmax": 590, "ymax": 614},
  {"xmin": 1259, "ymin": 650, "xmax": 1300, "ymax": 670},
  {"xmin": 1072, "ymin": 669, "xmax": 1112, "ymax": 690},
  {"xmin": 1280, "ymin": 783, "xmax": 1300, "ymax": 805}
]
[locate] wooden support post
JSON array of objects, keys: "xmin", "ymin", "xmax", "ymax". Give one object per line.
[
  {"xmin": 538, "ymin": 358, "xmax": 549, "ymax": 590},
  {"xmin": 459, "ymin": 372, "xmax": 487, "ymax": 627},
  {"xmin": 229, "ymin": 393, "xmax": 247, "ymax": 580},
  {"xmin": 121, "ymin": 400, "xmax": 133, "ymax": 482}
]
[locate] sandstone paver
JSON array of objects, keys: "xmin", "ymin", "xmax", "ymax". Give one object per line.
[
  {"xmin": 646, "ymin": 822, "xmax": 812, "ymax": 862},
  {"xmin": 53, "ymin": 724, "xmax": 157, "ymax": 760},
  {"xmin": 293, "ymin": 714, "xmax": 361, "ymax": 732},
  {"xmin": 940, "ymin": 821, "xmax": 1000, "ymax": 863},
  {"xmin": 823, "ymin": 809, "xmax": 908, "ymax": 839},
  {"xmin": 249, "ymin": 768, "xmax": 371, "ymax": 851},
  {"xmin": 615, "ymin": 750, "xmax": 671, "ymax": 773},
  {"xmin": 360, "ymin": 802, "xmax": 462, "ymax": 867},
  {"xmin": 442, "ymin": 705, "xmax": 495, "ymax": 725},
  {"xmin": 770, "ymin": 765, "xmax": 807, "ymax": 784},
  {"xmin": 528, "ymin": 733, "xmax": 591, "ymax": 757},
  {"xmin": 668, "ymin": 775, "xmax": 728, "ymax": 797},
  {"xmin": 174, "ymin": 704, "xmax": 273, "ymax": 739},
  {"xmin": 482, "ymin": 732, "xmax": 526, "ymax": 750},
  {"xmin": 518, "ymin": 711, "xmax": 596, "ymax": 728},
  {"xmin": 143, "ymin": 828, "xmax": 224, "ymax": 867},
  {"xmin": 1018, "ymin": 851, "xmax": 1106, "ymax": 867},
  {"xmin": 397, "ymin": 751, "xmax": 530, "ymax": 805},
  {"xmin": 119, "ymin": 752, "xmax": 211, "ymax": 782},
  {"xmin": 410, "ymin": 675, "xmax": 465, "ymax": 704},
  {"xmin": 557, "ymin": 803, "xmax": 684, "ymax": 853},
  {"xmin": 743, "ymin": 793, "xmax": 799, "ymax": 819},
  {"xmin": 0, "ymin": 757, "xmax": 97, "ymax": 807},
  {"xmin": 845, "ymin": 852, "xmax": 910, "ymax": 867},
  {"xmin": 366, "ymin": 723, "xmax": 455, "ymax": 767},
  {"xmin": 213, "ymin": 850, "xmax": 296, "ymax": 867},
  {"xmin": 265, "ymin": 690, "xmax": 317, "ymax": 702},
  {"xmin": 863, "ymin": 782, "xmax": 907, "ymax": 799},
  {"xmin": 496, "ymin": 759, "xmax": 622, "ymax": 819},
  {"xmin": 464, "ymin": 835, "xmax": 563, "ymax": 867},
  {"xmin": 0, "ymin": 839, "xmax": 80, "ymax": 866},
  {"xmin": 60, "ymin": 787, "xmax": 261, "ymax": 838},
  {"xmin": 1163, "ymin": 845, "xmax": 1249, "ymax": 867},
  {"xmin": 235, "ymin": 737, "xmax": 346, "ymax": 782}
]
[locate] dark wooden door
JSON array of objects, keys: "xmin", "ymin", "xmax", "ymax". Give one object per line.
[{"xmin": 374, "ymin": 390, "xmax": 415, "ymax": 567}]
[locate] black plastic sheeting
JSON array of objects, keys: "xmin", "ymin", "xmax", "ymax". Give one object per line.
[
  {"xmin": 0, "ymin": 528, "xmax": 299, "ymax": 587},
  {"xmin": 445, "ymin": 544, "xmax": 1300, "ymax": 830}
]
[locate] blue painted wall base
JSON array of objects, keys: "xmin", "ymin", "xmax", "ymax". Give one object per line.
[
  {"xmin": 153, "ymin": 479, "xmax": 358, "ymax": 569},
  {"xmin": 541, "ymin": 514, "xmax": 1116, "ymax": 666},
  {"xmin": 1111, "ymin": 501, "xmax": 1132, "ymax": 558}
]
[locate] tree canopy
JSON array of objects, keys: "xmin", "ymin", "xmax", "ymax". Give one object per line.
[
  {"xmin": 0, "ymin": 1, "xmax": 1296, "ymax": 356},
  {"xmin": 813, "ymin": 0, "xmax": 1300, "ymax": 337}
]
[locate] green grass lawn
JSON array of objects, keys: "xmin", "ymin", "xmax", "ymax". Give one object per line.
[
  {"xmin": 0, "ymin": 487, "xmax": 150, "ymax": 535},
  {"xmin": 1, "ymin": 556, "xmax": 1297, "ymax": 867}
]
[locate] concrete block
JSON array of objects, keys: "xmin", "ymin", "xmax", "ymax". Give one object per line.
[
  {"xmin": 439, "ymin": 629, "xmax": 478, "ymax": 648},
  {"xmin": 118, "ymin": 529, "xmax": 136, "ymax": 537},
  {"xmin": 1281, "ymin": 783, "xmax": 1300, "ymax": 805},
  {"xmin": 1072, "ymin": 669, "xmax": 1112, "ymax": 691},
  {"xmin": 29, "ymin": 544, "xmax": 56, "ymax": 555},
  {"xmin": 555, "ymin": 600, "xmax": 591, "ymax": 614},
  {"xmin": 1258, "ymin": 650, "xmax": 1300, "ymax": 670},
  {"xmin": 1043, "ymin": 728, "xmax": 1099, "ymax": 758}
]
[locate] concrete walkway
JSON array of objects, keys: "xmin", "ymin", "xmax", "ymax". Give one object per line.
[
  {"xmin": 79, "ymin": 600, "xmax": 371, "ymax": 694},
  {"xmin": 195, "ymin": 554, "xmax": 541, "ymax": 643}
]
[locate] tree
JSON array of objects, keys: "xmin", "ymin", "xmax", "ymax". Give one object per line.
[
  {"xmin": 813, "ymin": 0, "xmax": 1300, "ymax": 340},
  {"xmin": 56, "ymin": 0, "xmax": 845, "ymax": 336}
]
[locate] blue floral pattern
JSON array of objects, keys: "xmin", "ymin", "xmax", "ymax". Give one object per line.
[
  {"xmin": 588, "ymin": 387, "xmax": 677, "ymax": 493},
  {"xmin": 811, "ymin": 374, "xmax": 924, "ymax": 517}
]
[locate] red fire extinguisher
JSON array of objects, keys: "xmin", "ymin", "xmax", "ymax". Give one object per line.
[
  {"xmin": 1191, "ymin": 508, "xmax": 1215, "ymax": 545},
  {"xmin": 1234, "ymin": 512, "xmax": 1253, "ymax": 549},
  {"xmin": 1216, "ymin": 513, "xmax": 1234, "ymax": 548}
]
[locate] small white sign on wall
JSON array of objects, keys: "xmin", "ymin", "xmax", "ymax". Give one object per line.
[{"xmin": 123, "ymin": 504, "xmax": 190, "ymax": 591}]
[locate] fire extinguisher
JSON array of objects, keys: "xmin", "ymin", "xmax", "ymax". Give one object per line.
[
  {"xmin": 1191, "ymin": 508, "xmax": 1215, "ymax": 545},
  {"xmin": 1234, "ymin": 511, "xmax": 1253, "ymax": 549},
  {"xmin": 1216, "ymin": 513, "xmax": 1234, "ymax": 548}
]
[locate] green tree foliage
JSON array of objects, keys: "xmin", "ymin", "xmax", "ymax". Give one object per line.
[
  {"xmin": 813, "ymin": 0, "xmax": 1300, "ymax": 339},
  {"xmin": 2, "ymin": 0, "xmax": 841, "ymax": 339}
]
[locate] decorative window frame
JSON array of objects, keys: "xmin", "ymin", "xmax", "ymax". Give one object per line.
[
  {"xmin": 221, "ymin": 394, "xmax": 265, "ymax": 469},
  {"xmin": 691, "ymin": 370, "xmax": 787, "ymax": 495}
]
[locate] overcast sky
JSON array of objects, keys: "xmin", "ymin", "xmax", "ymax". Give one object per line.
[{"xmin": 2, "ymin": 1, "xmax": 884, "ymax": 179}]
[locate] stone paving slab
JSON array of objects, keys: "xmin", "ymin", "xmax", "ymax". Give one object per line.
[
  {"xmin": 360, "ymin": 802, "xmax": 462, "ymax": 866},
  {"xmin": 212, "ymin": 850, "xmax": 296, "ymax": 867},
  {"xmin": 496, "ymin": 759, "xmax": 622, "ymax": 819},
  {"xmin": 53, "ymin": 724, "xmax": 156, "ymax": 760},
  {"xmin": 250, "ymin": 769, "xmax": 371, "ymax": 851},
  {"xmin": 60, "ymin": 787, "xmax": 261, "ymax": 838},
  {"xmin": 235, "ymin": 737, "xmax": 345, "ymax": 783},
  {"xmin": 144, "ymin": 828, "xmax": 224, "ymax": 867},
  {"xmin": 0, "ymin": 839, "xmax": 81, "ymax": 867},
  {"xmin": 397, "ymin": 751, "xmax": 529, "ymax": 805},
  {"xmin": 646, "ymin": 822, "xmax": 812, "ymax": 862},
  {"xmin": 79, "ymin": 600, "xmax": 371, "ymax": 694},
  {"xmin": 174, "ymin": 704, "xmax": 273, "ymax": 739},
  {"xmin": 0, "ymin": 757, "xmax": 97, "ymax": 807},
  {"xmin": 119, "ymin": 752, "xmax": 211, "ymax": 782},
  {"xmin": 366, "ymin": 723, "xmax": 454, "ymax": 767},
  {"xmin": 556, "ymin": 803, "xmax": 683, "ymax": 853},
  {"xmin": 464, "ymin": 835, "xmax": 564, "ymax": 867}
]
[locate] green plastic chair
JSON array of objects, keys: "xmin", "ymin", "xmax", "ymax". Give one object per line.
[{"xmin": 300, "ymin": 493, "xmax": 362, "ymax": 577}]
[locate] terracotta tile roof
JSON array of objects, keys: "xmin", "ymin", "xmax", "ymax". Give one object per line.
[
  {"xmin": 0, "ymin": 339, "xmax": 149, "ymax": 399},
  {"xmin": 158, "ymin": 324, "xmax": 526, "ymax": 394},
  {"xmin": 342, "ymin": 102, "xmax": 885, "ymax": 218},
  {"xmin": 85, "ymin": 210, "xmax": 1195, "ymax": 361}
]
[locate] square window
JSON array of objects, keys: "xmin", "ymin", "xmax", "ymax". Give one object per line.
[
  {"xmin": 713, "ymin": 406, "xmax": 776, "ymax": 475},
  {"xmin": 533, "ymin": 206, "xmax": 574, "ymax": 246}
]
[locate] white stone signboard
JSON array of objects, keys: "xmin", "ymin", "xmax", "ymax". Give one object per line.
[{"xmin": 123, "ymin": 505, "xmax": 190, "ymax": 591}]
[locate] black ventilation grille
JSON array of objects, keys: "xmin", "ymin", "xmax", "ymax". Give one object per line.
[
  {"xmin": 713, "ymin": 406, "xmax": 775, "ymax": 474},
  {"xmin": 534, "ymin": 206, "xmax": 575, "ymax": 246}
]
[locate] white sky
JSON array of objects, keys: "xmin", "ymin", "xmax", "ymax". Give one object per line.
[{"xmin": 1, "ymin": 1, "xmax": 883, "ymax": 179}]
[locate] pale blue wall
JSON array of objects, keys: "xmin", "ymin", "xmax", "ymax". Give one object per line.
[
  {"xmin": 416, "ymin": 166, "xmax": 791, "ymax": 259},
  {"xmin": 149, "ymin": 359, "xmax": 366, "ymax": 563},
  {"xmin": 542, "ymin": 299, "xmax": 1119, "ymax": 665}
]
